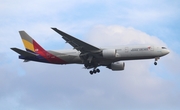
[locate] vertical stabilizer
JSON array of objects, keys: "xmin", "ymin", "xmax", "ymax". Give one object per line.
[
  {"xmin": 11, "ymin": 30, "xmax": 67, "ymax": 64},
  {"xmin": 19, "ymin": 31, "xmax": 46, "ymax": 54}
]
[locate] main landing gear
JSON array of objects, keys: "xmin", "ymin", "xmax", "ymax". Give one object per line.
[
  {"xmin": 154, "ymin": 57, "xmax": 159, "ymax": 65},
  {"xmin": 89, "ymin": 68, "xmax": 100, "ymax": 75}
]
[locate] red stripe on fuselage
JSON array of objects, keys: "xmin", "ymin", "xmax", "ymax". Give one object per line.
[{"xmin": 32, "ymin": 40, "xmax": 67, "ymax": 64}]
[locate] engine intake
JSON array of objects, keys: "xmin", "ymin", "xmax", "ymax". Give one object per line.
[{"xmin": 107, "ymin": 62, "xmax": 125, "ymax": 71}]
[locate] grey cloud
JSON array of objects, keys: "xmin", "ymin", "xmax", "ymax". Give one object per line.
[{"xmin": 0, "ymin": 61, "xmax": 179, "ymax": 110}]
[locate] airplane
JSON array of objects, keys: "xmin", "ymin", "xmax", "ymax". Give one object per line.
[{"xmin": 11, "ymin": 28, "xmax": 170, "ymax": 75}]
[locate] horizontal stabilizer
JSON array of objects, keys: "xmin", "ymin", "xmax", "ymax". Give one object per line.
[{"xmin": 11, "ymin": 48, "xmax": 38, "ymax": 57}]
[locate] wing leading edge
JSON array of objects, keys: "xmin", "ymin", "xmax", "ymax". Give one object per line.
[{"xmin": 51, "ymin": 28, "xmax": 100, "ymax": 53}]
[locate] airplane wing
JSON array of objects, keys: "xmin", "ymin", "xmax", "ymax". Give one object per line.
[{"xmin": 51, "ymin": 28, "xmax": 100, "ymax": 53}]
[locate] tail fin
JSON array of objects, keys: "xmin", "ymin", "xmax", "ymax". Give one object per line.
[
  {"xmin": 19, "ymin": 31, "xmax": 46, "ymax": 54},
  {"xmin": 12, "ymin": 31, "xmax": 67, "ymax": 64}
]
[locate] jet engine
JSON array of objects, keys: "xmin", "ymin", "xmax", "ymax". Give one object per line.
[
  {"xmin": 107, "ymin": 62, "xmax": 125, "ymax": 71},
  {"xmin": 102, "ymin": 49, "xmax": 119, "ymax": 59}
]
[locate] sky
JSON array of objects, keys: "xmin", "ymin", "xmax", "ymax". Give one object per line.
[{"xmin": 0, "ymin": 0, "xmax": 180, "ymax": 110}]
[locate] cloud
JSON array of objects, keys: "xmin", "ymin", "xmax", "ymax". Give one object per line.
[
  {"xmin": 1, "ymin": 25, "xmax": 180, "ymax": 110},
  {"xmin": 161, "ymin": 51, "xmax": 180, "ymax": 75},
  {"xmin": 86, "ymin": 25, "xmax": 180, "ymax": 109},
  {"xmin": 0, "ymin": 0, "xmax": 180, "ymax": 110},
  {"xmin": 87, "ymin": 25, "xmax": 165, "ymax": 47}
]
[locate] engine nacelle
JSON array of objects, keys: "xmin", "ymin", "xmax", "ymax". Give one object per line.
[
  {"xmin": 102, "ymin": 49, "xmax": 119, "ymax": 59},
  {"xmin": 107, "ymin": 62, "xmax": 125, "ymax": 71}
]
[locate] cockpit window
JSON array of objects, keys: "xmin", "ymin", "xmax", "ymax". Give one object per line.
[{"xmin": 162, "ymin": 47, "xmax": 166, "ymax": 49}]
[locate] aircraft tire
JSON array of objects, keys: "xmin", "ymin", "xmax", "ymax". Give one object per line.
[
  {"xmin": 93, "ymin": 70, "xmax": 96, "ymax": 74},
  {"xmin": 96, "ymin": 69, "xmax": 100, "ymax": 73},
  {"xmin": 154, "ymin": 62, "xmax": 157, "ymax": 65},
  {"xmin": 90, "ymin": 71, "xmax": 93, "ymax": 75}
]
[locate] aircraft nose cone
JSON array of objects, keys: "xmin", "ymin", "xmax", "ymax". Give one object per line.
[{"xmin": 165, "ymin": 49, "xmax": 170, "ymax": 55}]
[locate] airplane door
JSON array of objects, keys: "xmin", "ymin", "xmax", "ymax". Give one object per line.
[
  {"xmin": 125, "ymin": 47, "xmax": 129, "ymax": 52},
  {"xmin": 156, "ymin": 46, "xmax": 161, "ymax": 52},
  {"xmin": 124, "ymin": 47, "xmax": 130, "ymax": 57}
]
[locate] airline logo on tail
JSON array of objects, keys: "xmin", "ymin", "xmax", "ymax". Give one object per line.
[{"xmin": 20, "ymin": 31, "xmax": 45, "ymax": 55}]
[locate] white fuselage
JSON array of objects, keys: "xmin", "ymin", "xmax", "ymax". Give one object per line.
[{"xmin": 48, "ymin": 45, "xmax": 170, "ymax": 64}]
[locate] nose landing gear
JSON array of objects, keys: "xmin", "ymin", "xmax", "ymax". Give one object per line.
[
  {"xmin": 154, "ymin": 57, "xmax": 159, "ymax": 65},
  {"xmin": 154, "ymin": 62, "xmax": 157, "ymax": 65},
  {"xmin": 90, "ymin": 68, "xmax": 100, "ymax": 75}
]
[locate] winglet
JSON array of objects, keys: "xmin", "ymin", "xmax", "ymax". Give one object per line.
[
  {"xmin": 51, "ymin": 27, "xmax": 69, "ymax": 38},
  {"xmin": 51, "ymin": 27, "xmax": 75, "ymax": 40}
]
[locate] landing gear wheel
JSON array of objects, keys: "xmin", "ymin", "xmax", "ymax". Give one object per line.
[
  {"xmin": 154, "ymin": 62, "xmax": 157, "ymax": 65},
  {"xmin": 93, "ymin": 69, "xmax": 97, "ymax": 74},
  {"xmin": 154, "ymin": 57, "xmax": 159, "ymax": 66},
  {"xmin": 89, "ymin": 68, "xmax": 100, "ymax": 75},
  {"xmin": 96, "ymin": 69, "xmax": 100, "ymax": 73},
  {"xmin": 90, "ymin": 71, "xmax": 93, "ymax": 75}
]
